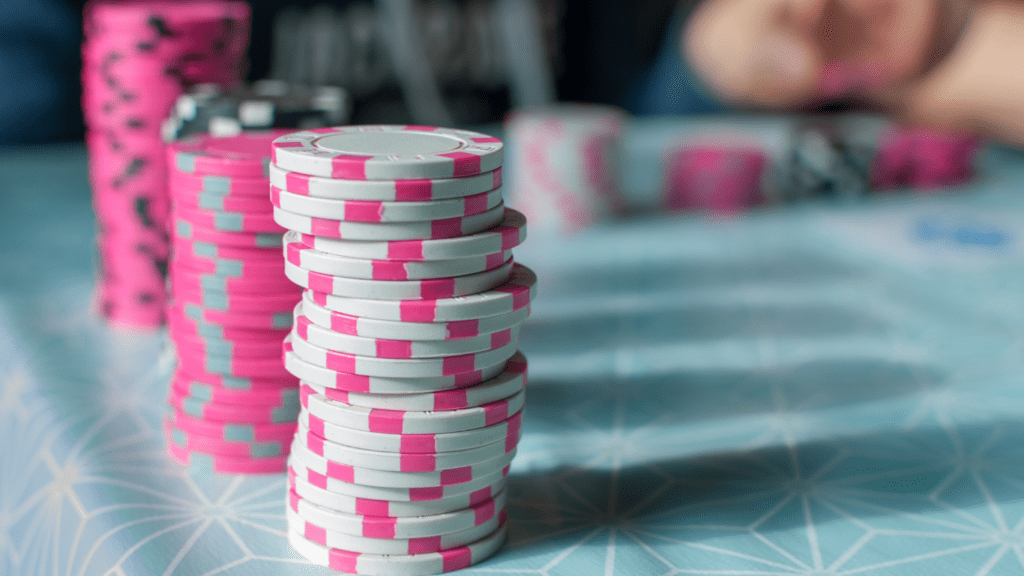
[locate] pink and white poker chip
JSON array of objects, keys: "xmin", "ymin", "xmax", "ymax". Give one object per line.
[
  {"xmin": 300, "ymin": 387, "xmax": 525, "ymax": 435},
  {"xmin": 288, "ymin": 487, "xmax": 506, "ymax": 538},
  {"xmin": 298, "ymin": 352, "xmax": 526, "ymax": 412},
  {"xmin": 285, "ymin": 233, "xmax": 511, "ymax": 280},
  {"xmin": 283, "ymin": 342, "xmax": 505, "ymax": 394},
  {"xmin": 299, "ymin": 293, "xmax": 529, "ymax": 341},
  {"xmin": 270, "ymin": 126, "xmax": 503, "ymax": 180},
  {"xmin": 298, "ymin": 408, "xmax": 522, "ymax": 453},
  {"xmin": 170, "ymin": 130, "xmax": 292, "ymax": 178},
  {"xmin": 288, "ymin": 332, "xmax": 519, "ymax": 378},
  {"xmin": 298, "ymin": 421, "xmax": 516, "ymax": 472},
  {"xmin": 287, "ymin": 459, "xmax": 510, "ymax": 502},
  {"xmin": 289, "ymin": 470, "xmax": 507, "ymax": 517},
  {"xmin": 294, "ymin": 312, "xmax": 516, "ymax": 359},
  {"xmin": 285, "ymin": 506, "xmax": 505, "ymax": 555},
  {"xmin": 271, "ymin": 202, "xmax": 505, "ymax": 241},
  {"xmin": 283, "ymin": 257, "xmax": 513, "ymax": 300},
  {"xmin": 293, "ymin": 208, "xmax": 526, "ymax": 261},
  {"xmin": 290, "ymin": 439, "xmax": 517, "ymax": 488},
  {"xmin": 271, "ymin": 186, "xmax": 503, "ymax": 222},
  {"xmin": 269, "ymin": 163, "xmax": 501, "ymax": 201},
  {"xmin": 308, "ymin": 263, "xmax": 536, "ymax": 322}
]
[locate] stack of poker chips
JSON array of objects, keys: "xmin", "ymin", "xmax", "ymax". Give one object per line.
[
  {"xmin": 82, "ymin": 0, "xmax": 250, "ymax": 329},
  {"xmin": 163, "ymin": 130, "xmax": 302, "ymax": 474},
  {"xmin": 504, "ymin": 104, "xmax": 627, "ymax": 235},
  {"xmin": 268, "ymin": 126, "xmax": 535, "ymax": 575},
  {"xmin": 162, "ymin": 80, "xmax": 352, "ymax": 142}
]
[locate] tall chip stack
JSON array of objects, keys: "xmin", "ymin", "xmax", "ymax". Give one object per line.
[
  {"xmin": 82, "ymin": 0, "xmax": 251, "ymax": 329},
  {"xmin": 164, "ymin": 131, "xmax": 302, "ymax": 474},
  {"xmin": 268, "ymin": 126, "xmax": 535, "ymax": 575}
]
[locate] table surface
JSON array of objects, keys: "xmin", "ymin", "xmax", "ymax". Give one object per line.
[{"xmin": 5, "ymin": 127, "xmax": 1024, "ymax": 576}]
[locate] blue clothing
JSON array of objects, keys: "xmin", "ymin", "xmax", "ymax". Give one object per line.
[
  {"xmin": 0, "ymin": 0, "xmax": 80, "ymax": 144},
  {"xmin": 624, "ymin": 9, "xmax": 726, "ymax": 115}
]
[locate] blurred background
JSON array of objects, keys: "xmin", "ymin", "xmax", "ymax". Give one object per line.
[{"xmin": 1, "ymin": 0, "xmax": 731, "ymax": 144}]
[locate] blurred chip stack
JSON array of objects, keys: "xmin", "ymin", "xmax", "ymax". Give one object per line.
[
  {"xmin": 164, "ymin": 130, "xmax": 302, "ymax": 474},
  {"xmin": 82, "ymin": 0, "xmax": 250, "ymax": 329},
  {"xmin": 505, "ymin": 104, "xmax": 626, "ymax": 235},
  {"xmin": 162, "ymin": 80, "xmax": 351, "ymax": 142},
  {"xmin": 269, "ymin": 126, "xmax": 535, "ymax": 574}
]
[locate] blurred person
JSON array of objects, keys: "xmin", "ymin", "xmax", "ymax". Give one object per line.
[{"xmin": 683, "ymin": 0, "xmax": 1024, "ymax": 145}]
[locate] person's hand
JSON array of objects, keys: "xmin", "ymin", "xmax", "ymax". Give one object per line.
[{"xmin": 682, "ymin": 0, "xmax": 972, "ymax": 111}]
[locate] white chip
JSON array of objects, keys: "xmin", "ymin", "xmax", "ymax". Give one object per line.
[
  {"xmin": 271, "ymin": 126, "xmax": 503, "ymax": 180},
  {"xmin": 284, "ymin": 257, "xmax": 514, "ymax": 300},
  {"xmin": 300, "ymin": 291, "xmax": 530, "ymax": 341},
  {"xmin": 292, "ymin": 208, "xmax": 526, "ymax": 261},
  {"xmin": 269, "ymin": 163, "xmax": 502, "ymax": 201},
  {"xmin": 272, "ymin": 202, "xmax": 505, "ymax": 241},
  {"xmin": 286, "ymin": 519, "xmax": 506, "ymax": 575}
]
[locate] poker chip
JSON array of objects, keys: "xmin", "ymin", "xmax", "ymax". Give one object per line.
[
  {"xmin": 290, "ymin": 439, "xmax": 518, "ymax": 488},
  {"xmin": 285, "ymin": 507, "xmax": 505, "ymax": 555},
  {"xmin": 173, "ymin": 366, "xmax": 297, "ymax": 391},
  {"xmin": 167, "ymin": 442, "xmax": 288, "ymax": 475},
  {"xmin": 301, "ymin": 388, "xmax": 525, "ymax": 435},
  {"xmin": 169, "ymin": 408, "xmax": 297, "ymax": 442},
  {"xmin": 171, "ymin": 286, "xmax": 299, "ymax": 314},
  {"xmin": 288, "ymin": 333, "xmax": 519, "ymax": 378},
  {"xmin": 271, "ymin": 186, "xmax": 504, "ymax": 222},
  {"xmin": 284, "ymin": 257, "xmax": 513, "ymax": 301},
  {"xmin": 283, "ymin": 346, "xmax": 505, "ymax": 394},
  {"xmin": 172, "ymin": 251, "xmax": 287, "ymax": 280},
  {"xmin": 299, "ymin": 353, "xmax": 526, "ymax": 412},
  {"xmin": 169, "ymin": 130, "xmax": 293, "ymax": 178},
  {"xmin": 286, "ymin": 519, "xmax": 506, "ymax": 575},
  {"xmin": 290, "ymin": 471, "xmax": 507, "ymax": 517},
  {"xmin": 285, "ymin": 233, "xmax": 512, "ymax": 281},
  {"xmin": 174, "ymin": 219, "xmax": 285, "ymax": 248},
  {"xmin": 271, "ymin": 202, "xmax": 506, "ymax": 241},
  {"xmin": 168, "ymin": 314, "xmax": 290, "ymax": 343},
  {"xmin": 176, "ymin": 191, "xmax": 274, "ymax": 214},
  {"xmin": 170, "ymin": 264, "xmax": 297, "ymax": 293},
  {"xmin": 270, "ymin": 126, "xmax": 503, "ymax": 180},
  {"xmin": 300, "ymin": 293, "xmax": 530, "ymax": 341},
  {"xmin": 176, "ymin": 343, "xmax": 293, "ymax": 377},
  {"xmin": 173, "ymin": 377, "xmax": 299, "ymax": 407},
  {"xmin": 298, "ymin": 423, "xmax": 516, "ymax": 472},
  {"xmin": 175, "ymin": 203, "xmax": 286, "ymax": 233},
  {"xmin": 269, "ymin": 164, "xmax": 501, "ymax": 201},
  {"xmin": 288, "ymin": 488, "xmax": 506, "ymax": 538},
  {"xmin": 169, "ymin": 386, "xmax": 299, "ymax": 424},
  {"xmin": 287, "ymin": 462, "xmax": 510, "ymax": 502},
  {"xmin": 308, "ymin": 263, "xmax": 536, "ymax": 322},
  {"xmin": 293, "ymin": 208, "xmax": 526, "ymax": 261},
  {"xmin": 294, "ymin": 313, "xmax": 517, "ymax": 359},
  {"xmin": 170, "ymin": 301, "xmax": 292, "ymax": 330},
  {"xmin": 165, "ymin": 420, "xmax": 290, "ymax": 459},
  {"xmin": 298, "ymin": 409, "xmax": 522, "ymax": 454},
  {"xmin": 169, "ymin": 171, "xmax": 270, "ymax": 197}
]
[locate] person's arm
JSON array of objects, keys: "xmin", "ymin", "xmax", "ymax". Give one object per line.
[
  {"xmin": 682, "ymin": 0, "xmax": 1024, "ymax": 146},
  {"xmin": 886, "ymin": 0, "xmax": 1024, "ymax": 145}
]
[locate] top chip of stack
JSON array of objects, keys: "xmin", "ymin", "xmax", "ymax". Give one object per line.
[
  {"xmin": 162, "ymin": 80, "xmax": 352, "ymax": 142},
  {"xmin": 269, "ymin": 126, "xmax": 533, "ymax": 575}
]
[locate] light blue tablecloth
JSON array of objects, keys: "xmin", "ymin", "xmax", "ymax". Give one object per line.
[{"xmin": 4, "ymin": 127, "xmax": 1024, "ymax": 575}]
